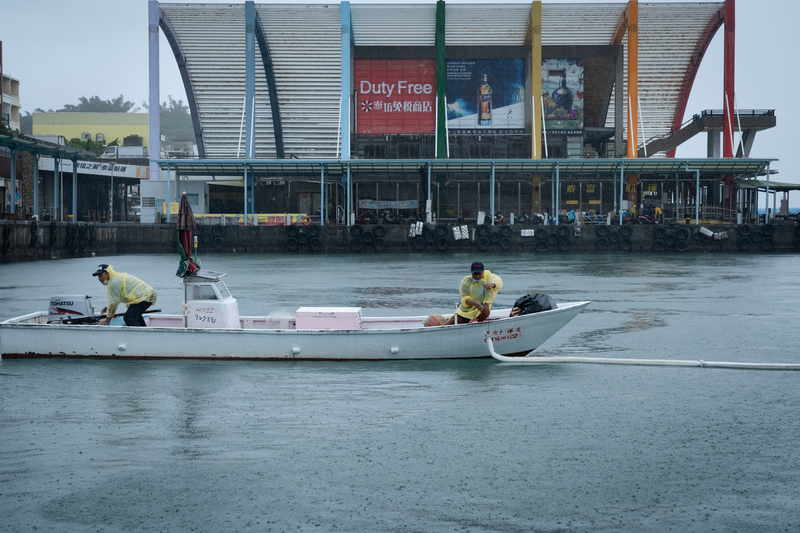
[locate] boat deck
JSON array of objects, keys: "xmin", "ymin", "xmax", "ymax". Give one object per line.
[{"xmin": 4, "ymin": 309, "xmax": 514, "ymax": 331}]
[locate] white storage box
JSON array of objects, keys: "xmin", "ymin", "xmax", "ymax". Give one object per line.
[{"xmin": 295, "ymin": 307, "xmax": 362, "ymax": 331}]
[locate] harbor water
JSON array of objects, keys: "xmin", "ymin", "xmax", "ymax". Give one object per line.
[{"xmin": 1, "ymin": 253, "xmax": 799, "ymax": 532}]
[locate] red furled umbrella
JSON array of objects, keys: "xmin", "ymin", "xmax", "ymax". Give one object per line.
[{"xmin": 176, "ymin": 192, "xmax": 199, "ymax": 277}]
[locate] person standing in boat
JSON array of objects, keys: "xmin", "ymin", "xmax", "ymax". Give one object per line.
[
  {"xmin": 92, "ymin": 264, "xmax": 157, "ymax": 326},
  {"xmin": 444, "ymin": 262, "xmax": 503, "ymax": 325}
]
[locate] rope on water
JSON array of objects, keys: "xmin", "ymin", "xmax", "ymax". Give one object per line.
[{"xmin": 486, "ymin": 338, "xmax": 800, "ymax": 371}]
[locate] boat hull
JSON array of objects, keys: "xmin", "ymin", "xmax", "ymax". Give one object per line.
[{"xmin": 0, "ymin": 302, "xmax": 589, "ymax": 361}]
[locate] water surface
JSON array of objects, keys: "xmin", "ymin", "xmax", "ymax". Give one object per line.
[{"xmin": 1, "ymin": 252, "xmax": 799, "ymax": 531}]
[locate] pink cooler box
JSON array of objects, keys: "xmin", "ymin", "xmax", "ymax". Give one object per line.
[{"xmin": 295, "ymin": 307, "xmax": 362, "ymax": 331}]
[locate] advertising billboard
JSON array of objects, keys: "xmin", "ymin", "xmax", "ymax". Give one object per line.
[
  {"xmin": 445, "ymin": 59, "xmax": 526, "ymax": 133},
  {"xmin": 541, "ymin": 58, "xmax": 584, "ymax": 132},
  {"xmin": 355, "ymin": 59, "xmax": 436, "ymax": 135}
]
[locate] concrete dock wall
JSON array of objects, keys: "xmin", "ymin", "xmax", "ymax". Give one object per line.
[{"xmin": 2, "ymin": 220, "xmax": 799, "ymax": 263}]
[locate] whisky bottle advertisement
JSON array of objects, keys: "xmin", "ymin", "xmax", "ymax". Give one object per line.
[
  {"xmin": 445, "ymin": 58, "xmax": 525, "ymax": 133},
  {"xmin": 477, "ymin": 74, "xmax": 492, "ymax": 126}
]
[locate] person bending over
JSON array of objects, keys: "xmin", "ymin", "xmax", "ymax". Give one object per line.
[
  {"xmin": 444, "ymin": 261, "xmax": 503, "ymax": 325},
  {"xmin": 92, "ymin": 264, "xmax": 157, "ymax": 326}
]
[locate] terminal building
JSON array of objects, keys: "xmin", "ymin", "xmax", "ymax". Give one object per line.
[
  {"xmin": 2, "ymin": 1, "xmax": 783, "ymax": 225},
  {"xmin": 144, "ymin": 0, "xmax": 780, "ymax": 225}
]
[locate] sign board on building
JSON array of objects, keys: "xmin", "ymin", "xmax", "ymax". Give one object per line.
[
  {"xmin": 37, "ymin": 157, "xmax": 150, "ymax": 180},
  {"xmin": 355, "ymin": 59, "xmax": 436, "ymax": 134},
  {"xmin": 446, "ymin": 59, "xmax": 526, "ymax": 134},
  {"xmin": 583, "ymin": 183, "xmax": 601, "ymax": 205},
  {"xmin": 358, "ymin": 199, "xmax": 418, "ymax": 210},
  {"xmin": 541, "ymin": 58, "xmax": 584, "ymax": 131}
]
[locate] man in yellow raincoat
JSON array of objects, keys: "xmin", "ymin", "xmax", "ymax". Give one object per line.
[
  {"xmin": 444, "ymin": 262, "xmax": 503, "ymax": 325},
  {"xmin": 92, "ymin": 264, "xmax": 157, "ymax": 326}
]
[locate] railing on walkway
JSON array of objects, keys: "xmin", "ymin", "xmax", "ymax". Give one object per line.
[{"xmin": 666, "ymin": 203, "xmax": 740, "ymax": 223}]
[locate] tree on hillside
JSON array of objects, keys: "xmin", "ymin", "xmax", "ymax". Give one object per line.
[
  {"xmin": 142, "ymin": 95, "xmax": 193, "ymax": 144},
  {"xmin": 59, "ymin": 95, "xmax": 140, "ymax": 113}
]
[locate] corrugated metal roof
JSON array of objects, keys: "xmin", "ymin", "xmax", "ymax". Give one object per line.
[
  {"xmin": 256, "ymin": 4, "xmax": 341, "ymax": 159},
  {"xmin": 445, "ymin": 4, "xmax": 531, "ymax": 45},
  {"xmin": 160, "ymin": 3, "xmax": 340, "ymax": 160},
  {"xmin": 542, "ymin": 3, "xmax": 627, "ymax": 45},
  {"xmin": 603, "ymin": 2, "xmax": 724, "ymax": 156},
  {"xmin": 351, "ymin": 4, "xmax": 437, "ymax": 46}
]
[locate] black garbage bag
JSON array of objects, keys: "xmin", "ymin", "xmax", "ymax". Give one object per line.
[{"xmin": 512, "ymin": 293, "xmax": 557, "ymax": 316}]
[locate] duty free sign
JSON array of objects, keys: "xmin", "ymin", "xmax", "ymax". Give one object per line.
[{"xmin": 355, "ymin": 59, "xmax": 436, "ymax": 134}]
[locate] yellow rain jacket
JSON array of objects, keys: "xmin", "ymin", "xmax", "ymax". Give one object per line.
[
  {"xmin": 454, "ymin": 269, "xmax": 503, "ymax": 321},
  {"xmin": 104, "ymin": 265, "xmax": 157, "ymax": 318}
]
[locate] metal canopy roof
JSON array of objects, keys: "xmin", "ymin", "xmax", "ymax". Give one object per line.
[
  {"xmin": 154, "ymin": 158, "xmax": 775, "ymax": 178},
  {"xmin": 734, "ymin": 178, "xmax": 800, "ymax": 192},
  {"xmin": 0, "ymin": 132, "xmax": 97, "ymax": 160}
]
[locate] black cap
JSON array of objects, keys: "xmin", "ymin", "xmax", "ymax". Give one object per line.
[
  {"xmin": 471, "ymin": 262, "xmax": 484, "ymax": 273},
  {"xmin": 92, "ymin": 264, "xmax": 109, "ymax": 277}
]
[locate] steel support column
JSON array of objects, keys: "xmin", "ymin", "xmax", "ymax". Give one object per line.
[
  {"xmin": 244, "ymin": 162, "xmax": 249, "ymax": 224},
  {"xmin": 490, "ymin": 162, "xmax": 496, "ymax": 225},
  {"xmin": 555, "ymin": 162, "xmax": 560, "ymax": 225},
  {"xmin": 723, "ymin": 0, "xmax": 735, "ymax": 159},
  {"xmin": 619, "ymin": 162, "xmax": 625, "ymax": 225},
  {"xmin": 320, "ymin": 164, "xmax": 325, "ymax": 225},
  {"xmin": 166, "ymin": 163, "xmax": 171, "ymax": 224},
  {"xmin": 529, "ymin": 2, "xmax": 542, "ymax": 160},
  {"xmin": 435, "ymin": 1, "xmax": 446, "ymax": 160},
  {"xmin": 347, "ymin": 163, "xmax": 352, "ymax": 225},
  {"xmin": 72, "ymin": 160, "xmax": 77, "ymax": 222},
  {"xmin": 244, "ymin": 1, "xmax": 256, "ymax": 226},
  {"xmin": 626, "ymin": 1, "xmax": 639, "ymax": 159},
  {"xmin": 148, "ymin": 1, "xmax": 161, "ymax": 186},
  {"xmin": 764, "ymin": 161, "xmax": 770, "ymax": 222},
  {"xmin": 9, "ymin": 148, "xmax": 15, "ymax": 215},
  {"xmin": 722, "ymin": 0, "xmax": 736, "ymax": 211},
  {"xmin": 33, "ymin": 154, "xmax": 39, "ymax": 218},
  {"xmin": 340, "ymin": 2, "xmax": 352, "ymax": 161},
  {"xmin": 427, "ymin": 163, "xmax": 431, "ymax": 207},
  {"xmin": 626, "ymin": 1, "xmax": 639, "ymax": 214},
  {"xmin": 53, "ymin": 155, "xmax": 59, "ymax": 221},
  {"xmin": 686, "ymin": 162, "xmax": 700, "ymax": 225}
]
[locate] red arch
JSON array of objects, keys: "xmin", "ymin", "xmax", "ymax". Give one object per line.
[{"xmin": 667, "ymin": 6, "xmax": 725, "ymax": 158}]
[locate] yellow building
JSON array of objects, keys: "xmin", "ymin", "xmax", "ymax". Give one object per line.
[{"xmin": 32, "ymin": 112, "xmax": 148, "ymax": 146}]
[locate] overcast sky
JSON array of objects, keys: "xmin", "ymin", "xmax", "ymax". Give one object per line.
[{"xmin": 3, "ymin": 0, "xmax": 798, "ymax": 202}]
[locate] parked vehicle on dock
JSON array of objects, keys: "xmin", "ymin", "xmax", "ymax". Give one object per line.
[{"xmin": 518, "ymin": 212, "xmax": 544, "ymax": 225}]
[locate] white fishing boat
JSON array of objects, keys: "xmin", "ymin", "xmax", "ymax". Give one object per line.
[{"xmin": 0, "ymin": 269, "xmax": 589, "ymax": 361}]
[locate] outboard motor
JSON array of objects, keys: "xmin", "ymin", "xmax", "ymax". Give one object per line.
[{"xmin": 48, "ymin": 295, "xmax": 95, "ymax": 324}]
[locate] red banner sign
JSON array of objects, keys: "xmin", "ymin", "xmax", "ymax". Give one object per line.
[{"xmin": 355, "ymin": 59, "xmax": 436, "ymax": 134}]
